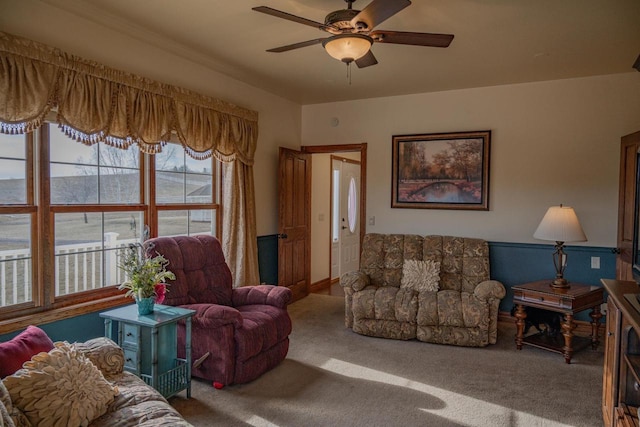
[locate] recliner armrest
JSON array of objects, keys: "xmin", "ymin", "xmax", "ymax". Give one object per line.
[
  {"xmin": 474, "ymin": 280, "xmax": 506, "ymax": 301},
  {"xmin": 182, "ymin": 303, "xmax": 243, "ymax": 328},
  {"xmin": 231, "ymin": 285, "xmax": 292, "ymax": 308},
  {"xmin": 340, "ymin": 270, "xmax": 370, "ymax": 292}
]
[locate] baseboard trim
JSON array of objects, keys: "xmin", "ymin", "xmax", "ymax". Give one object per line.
[
  {"xmin": 310, "ymin": 277, "xmax": 332, "ymax": 293},
  {"xmin": 498, "ymin": 311, "xmax": 596, "ymax": 335}
]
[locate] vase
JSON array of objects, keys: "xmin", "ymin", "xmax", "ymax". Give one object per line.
[{"xmin": 136, "ymin": 297, "xmax": 155, "ymax": 315}]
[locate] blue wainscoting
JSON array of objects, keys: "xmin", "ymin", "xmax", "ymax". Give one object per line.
[
  {"xmin": 0, "ymin": 311, "xmax": 107, "ymax": 342},
  {"xmin": 490, "ymin": 241, "xmax": 617, "ymax": 320},
  {"xmin": 0, "ymin": 237, "xmax": 618, "ymax": 342}
]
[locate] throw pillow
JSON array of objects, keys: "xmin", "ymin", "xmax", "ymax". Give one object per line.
[
  {"xmin": 3, "ymin": 341, "xmax": 119, "ymax": 427},
  {"xmin": 0, "ymin": 325, "xmax": 54, "ymax": 378},
  {"xmin": 401, "ymin": 259, "xmax": 441, "ymax": 292}
]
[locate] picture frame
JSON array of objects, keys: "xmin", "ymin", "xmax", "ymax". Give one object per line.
[{"xmin": 391, "ymin": 130, "xmax": 491, "ymax": 210}]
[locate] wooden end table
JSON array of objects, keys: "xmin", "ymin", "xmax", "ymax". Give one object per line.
[{"xmin": 512, "ymin": 280, "xmax": 604, "ymax": 363}]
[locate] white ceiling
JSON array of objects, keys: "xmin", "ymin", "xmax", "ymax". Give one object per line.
[{"xmin": 43, "ymin": 0, "xmax": 640, "ymax": 105}]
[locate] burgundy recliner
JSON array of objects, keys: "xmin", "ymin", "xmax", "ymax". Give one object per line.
[{"xmin": 146, "ymin": 235, "xmax": 292, "ymax": 386}]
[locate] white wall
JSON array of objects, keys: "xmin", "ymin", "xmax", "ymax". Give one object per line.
[
  {"xmin": 302, "ymin": 73, "xmax": 640, "ymax": 248},
  {"xmin": 311, "ymin": 154, "xmax": 331, "ymax": 284},
  {"xmin": 0, "ymin": 0, "xmax": 301, "ymax": 236}
]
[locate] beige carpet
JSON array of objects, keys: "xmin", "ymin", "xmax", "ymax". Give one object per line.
[{"xmin": 169, "ymin": 294, "xmax": 603, "ymax": 427}]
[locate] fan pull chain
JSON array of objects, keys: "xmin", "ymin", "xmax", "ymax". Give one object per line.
[{"xmin": 346, "ymin": 62, "xmax": 352, "ymax": 85}]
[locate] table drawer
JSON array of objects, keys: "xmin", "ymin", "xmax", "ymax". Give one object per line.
[
  {"xmin": 123, "ymin": 347, "xmax": 139, "ymax": 372},
  {"xmin": 515, "ymin": 290, "xmax": 568, "ymax": 309},
  {"xmin": 123, "ymin": 324, "xmax": 139, "ymax": 347}
]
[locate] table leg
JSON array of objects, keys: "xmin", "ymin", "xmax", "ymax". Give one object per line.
[
  {"xmin": 589, "ymin": 305, "xmax": 603, "ymax": 350},
  {"xmin": 514, "ymin": 304, "xmax": 526, "ymax": 350},
  {"xmin": 562, "ymin": 313, "xmax": 576, "ymax": 364}
]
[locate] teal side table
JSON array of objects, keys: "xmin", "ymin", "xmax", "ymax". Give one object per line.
[{"xmin": 100, "ymin": 304, "xmax": 195, "ymax": 398}]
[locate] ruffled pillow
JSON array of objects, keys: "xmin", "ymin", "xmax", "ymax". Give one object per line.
[
  {"xmin": 3, "ymin": 341, "xmax": 119, "ymax": 427},
  {"xmin": 401, "ymin": 259, "xmax": 441, "ymax": 292}
]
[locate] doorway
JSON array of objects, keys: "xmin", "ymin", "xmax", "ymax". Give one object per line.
[
  {"xmin": 331, "ymin": 155, "xmax": 361, "ymax": 279},
  {"xmin": 302, "ymin": 143, "xmax": 367, "ymax": 294}
]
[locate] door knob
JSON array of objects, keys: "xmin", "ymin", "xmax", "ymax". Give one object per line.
[{"xmin": 278, "ymin": 233, "xmax": 288, "ymax": 239}]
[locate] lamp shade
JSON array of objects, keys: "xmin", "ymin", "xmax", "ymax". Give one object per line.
[
  {"xmin": 323, "ymin": 34, "xmax": 372, "ymax": 63},
  {"xmin": 533, "ymin": 205, "xmax": 587, "ymax": 243}
]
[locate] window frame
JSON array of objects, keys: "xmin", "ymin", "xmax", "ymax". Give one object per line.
[{"xmin": 0, "ymin": 123, "xmax": 221, "ymax": 334}]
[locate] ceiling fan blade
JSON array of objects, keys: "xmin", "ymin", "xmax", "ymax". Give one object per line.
[
  {"xmin": 371, "ymin": 30, "xmax": 454, "ymax": 47},
  {"xmin": 253, "ymin": 6, "xmax": 336, "ymax": 32},
  {"xmin": 266, "ymin": 38, "xmax": 326, "ymax": 53},
  {"xmin": 355, "ymin": 50, "xmax": 378, "ymax": 68},
  {"xmin": 350, "ymin": 0, "xmax": 411, "ymax": 30}
]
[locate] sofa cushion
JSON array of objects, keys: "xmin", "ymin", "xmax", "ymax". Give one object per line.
[
  {"xmin": 3, "ymin": 341, "xmax": 119, "ymax": 427},
  {"xmin": 0, "ymin": 325, "xmax": 54, "ymax": 378},
  {"xmin": 352, "ymin": 287, "xmax": 417, "ymax": 323},
  {"xmin": 417, "ymin": 291, "xmax": 439, "ymax": 326},
  {"xmin": 400, "ymin": 259, "xmax": 440, "ymax": 292},
  {"xmin": 434, "ymin": 291, "xmax": 489, "ymax": 328},
  {"xmin": 91, "ymin": 371, "xmax": 191, "ymax": 427}
]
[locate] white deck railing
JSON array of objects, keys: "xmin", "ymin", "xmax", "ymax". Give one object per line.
[{"xmin": 0, "ymin": 233, "xmax": 138, "ymax": 306}]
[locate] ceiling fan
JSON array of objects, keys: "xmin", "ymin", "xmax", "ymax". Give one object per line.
[{"xmin": 252, "ymin": 0, "xmax": 454, "ymax": 68}]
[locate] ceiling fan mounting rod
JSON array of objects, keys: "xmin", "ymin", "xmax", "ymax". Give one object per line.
[{"xmin": 345, "ymin": 0, "xmax": 356, "ymax": 9}]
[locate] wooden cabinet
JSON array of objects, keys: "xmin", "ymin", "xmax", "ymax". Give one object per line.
[
  {"xmin": 604, "ymin": 296, "xmax": 622, "ymax": 426},
  {"xmin": 602, "ymin": 279, "xmax": 640, "ymax": 427}
]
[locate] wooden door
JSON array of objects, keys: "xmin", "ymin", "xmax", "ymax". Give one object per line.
[
  {"xmin": 616, "ymin": 131, "xmax": 640, "ymax": 280},
  {"xmin": 278, "ymin": 147, "xmax": 310, "ymax": 302}
]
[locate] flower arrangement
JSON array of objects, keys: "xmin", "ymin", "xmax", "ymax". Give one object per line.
[{"xmin": 117, "ymin": 242, "xmax": 175, "ymax": 304}]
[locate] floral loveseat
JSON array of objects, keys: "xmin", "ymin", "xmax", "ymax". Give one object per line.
[
  {"xmin": 341, "ymin": 234, "xmax": 506, "ymax": 347},
  {"xmin": 0, "ymin": 326, "xmax": 191, "ymax": 427}
]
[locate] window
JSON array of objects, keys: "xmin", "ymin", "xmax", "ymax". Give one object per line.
[
  {"xmin": 332, "ymin": 169, "xmax": 340, "ymax": 243},
  {"xmin": 0, "ymin": 132, "xmax": 34, "ymax": 308},
  {"xmin": 347, "ymin": 177, "xmax": 358, "ymax": 233},
  {"xmin": 154, "ymin": 146, "xmax": 218, "ymax": 237},
  {"xmin": 0, "ymin": 123, "xmax": 220, "ymax": 326}
]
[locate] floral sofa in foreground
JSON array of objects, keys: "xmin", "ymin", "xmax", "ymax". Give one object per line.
[
  {"xmin": 0, "ymin": 326, "xmax": 191, "ymax": 427},
  {"xmin": 341, "ymin": 234, "xmax": 506, "ymax": 347}
]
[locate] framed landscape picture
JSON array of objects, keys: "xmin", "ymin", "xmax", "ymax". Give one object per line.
[{"xmin": 391, "ymin": 130, "xmax": 491, "ymax": 210}]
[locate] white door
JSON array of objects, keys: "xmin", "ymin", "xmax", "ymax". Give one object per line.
[
  {"xmin": 331, "ymin": 161, "xmax": 341, "ymax": 280},
  {"xmin": 339, "ymin": 160, "xmax": 360, "ymax": 276}
]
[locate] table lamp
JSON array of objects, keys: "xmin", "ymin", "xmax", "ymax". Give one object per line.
[{"xmin": 533, "ymin": 205, "xmax": 587, "ymax": 289}]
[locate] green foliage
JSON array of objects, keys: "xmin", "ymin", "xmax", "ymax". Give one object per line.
[{"xmin": 117, "ymin": 243, "xmax": 175, "ymax": 300}]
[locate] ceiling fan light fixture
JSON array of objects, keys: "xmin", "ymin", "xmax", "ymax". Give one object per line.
[{"xmin": 322, "ymin": 34, "xmax": 372, "ymax": 63}]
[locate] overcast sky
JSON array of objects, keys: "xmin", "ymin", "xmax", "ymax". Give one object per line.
[{"xmin": 0, "ymin": 126, "xmax": 208, "ymax": 180}]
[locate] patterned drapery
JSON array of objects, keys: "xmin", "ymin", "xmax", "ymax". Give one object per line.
[
  {"xmin": 0, "ymin": 31, "xmax": 260, "ymax": 287},
  {"xmin": 0, "ymin": 31, "xmax": 258, "ymax": 163}
]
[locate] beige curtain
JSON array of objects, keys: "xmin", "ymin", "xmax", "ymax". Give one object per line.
[
  {"xmin": 0, "ymin": 31, "xmax": 260, "ymax": 287},
  {"xmin": 221, "ymin": 160, "xmax": 260, "ymax": 286}
]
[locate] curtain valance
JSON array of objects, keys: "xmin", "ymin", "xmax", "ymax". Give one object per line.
[{"xmin": 0, "ymin": 32, "xmax": 258, "ymax": 164}]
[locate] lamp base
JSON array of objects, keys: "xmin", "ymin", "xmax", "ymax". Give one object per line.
[{"xmin": 550, "ymin": 277, "xmax": 570, "ymax": 289}]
